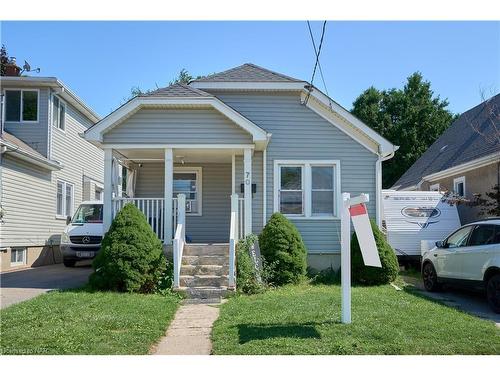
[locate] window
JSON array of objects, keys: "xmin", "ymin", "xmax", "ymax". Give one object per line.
[
  {"xmin": 468, "ymin": 225, "xmax": 500, "ymax": 246},
  {"xmin": 275, "ymin": 160, "xmax": 339, "ymax": 218},
  {"xmin": 5, "ymin": 90, "xmax": 38, "ymax": 122},
  {"xmin": 429, "ymin": 183, "xmax": 440, "ymax": 192},
  {"xmin": 52, "ymin": 96, "xmax": 66, "ymax": 130},
  {"xmin": 445, "ymin": 226, "xmax": 473, "ymax": 248},
  {"xmin": 10, "ymin": 248, "xmax": 26, "ymax": 266},
  {"xmin": 279, "ymin": 166, "xmax": 304, "ymax": 215},
  {"xmin": 56, "ymin": 180, "xmax": 74, "ymax": 218},
  {"xmin": 95, "ymin": 187, "xmax": 103, "ymax": 201},
  {"xmin": 453, "ymin": 176, "xmax": 466, "ymax": 197},
  {"xmin": 173, "ymin": 168, "xmax": 202, "ymax": 215}
]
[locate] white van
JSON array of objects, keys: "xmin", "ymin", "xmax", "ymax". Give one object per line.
[
  {"xmin": 381, "ymin": 190, "xmax": 461, "ymax": 264},
  {"xmin": 60, "ymin": 201, "xmax": 103, "ymax": 267}
]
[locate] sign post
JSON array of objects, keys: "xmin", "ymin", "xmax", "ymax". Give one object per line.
[{"xmin": 341, "ymin": 192, "xmax": 381, "ymax": 324}]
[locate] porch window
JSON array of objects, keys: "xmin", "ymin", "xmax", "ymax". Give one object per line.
[
  {"xmin": 173, "ymin": 168, "xmax": 202, "ymax": 215},
  {"xmin": 5, "ymin": 89, "xmax": 38, "ymax": 122},
  {"xmin": 56, "ymin": 180, "xmax": 74, "ymax": 218},
  {"xmin": 275, "ymin": 160, "xmax": 340, "ymax": 219}
]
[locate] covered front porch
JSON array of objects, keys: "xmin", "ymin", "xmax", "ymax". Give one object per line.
[{"xmin": 103, "ymin": 145, "xmax": 255, "ymax": 245}]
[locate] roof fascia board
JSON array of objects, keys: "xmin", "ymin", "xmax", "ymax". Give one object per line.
[
  {"xmin": 422, "ymin": 153, "xmax": 500, "ymax": 182},
  {"xmin": 306, "ymin": 89, "xmax": 396, "ymax": 156},
  {"xmin": 1, "ymin": 76, "xmax": 100, "ymax": 123},
  {"xmin": 189, "ymin": 81, "xmax": 307, "ymax": 91},
  {"xmin": 1, "ymin": 142, "xmax": 62, "ymax": 171}
]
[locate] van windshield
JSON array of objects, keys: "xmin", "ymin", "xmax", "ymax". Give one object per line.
[{"xmin": 72, "ymin": 204, "xmax": 103, "ymax": 224}]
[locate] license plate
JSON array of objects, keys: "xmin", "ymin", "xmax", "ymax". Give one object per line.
[{"xmin": 76, "ymin": 251, "xmax": 95, "ymax": 258}]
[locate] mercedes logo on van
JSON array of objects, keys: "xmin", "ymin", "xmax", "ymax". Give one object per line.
[
  {"xmin": 82, "ymin": 236, "xmax": 91, "ymax": 244},
  {"xmin": 401, "ymin": 207, "xmax": 441, "ymax": 219}
]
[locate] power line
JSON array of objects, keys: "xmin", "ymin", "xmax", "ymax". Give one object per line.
[
  {"xmin": 304, "ymin": 20, "xmax": 327, "ymax": 105},
  {"xmin": 307, "ymin": 21, "xmax": 329, "ymax": 98}
]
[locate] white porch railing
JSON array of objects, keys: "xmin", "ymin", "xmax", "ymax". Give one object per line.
[
  {"xmin": 112, "ymin": 197, "xmax": 180, "ymax": 242},
  {"xmin": 173, "ymin": 194, "xmax": 186, "ymax": 289},
  {"xmin": 228, "ymin": 194, "xmax": 240, "ymax": 289}
]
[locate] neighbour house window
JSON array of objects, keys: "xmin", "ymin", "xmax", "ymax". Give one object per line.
[
  {"xmin": 429, "ymin": 183, "xmax": 440, "ymax": 192},
  {"xmin": 173, "ymin": 168, "xmax": 202, "ymax": 215},
  {"xmin": 5, "ymin": 90, "xmax": 38, "ymax": 122},
  {"xmin": 276, "ymin": 161, "xmax": 339, "ymax": 218},
  {"xmin": 10, "ymin": 248, "xmax": 26, "ymax": 266},
  {"xmin": 95, "ymin": 187, "xmax": 103, "ymax": 201},
  {"xmin": 56, "ymin": 180, "xmax": 74, "ymax": 218},
  {"xmin": 52, "ymin": 96, "xmax": 66, "ymax": 130},
  {"xmin": 453, "ymin": 176, "xmax": 466, "ymax": 197}
]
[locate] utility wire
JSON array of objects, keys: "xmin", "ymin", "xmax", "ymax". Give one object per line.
[
  {"xmin": 307, "ymin": 21, "xmax": 329, "ymax": 98},
  {"xmin": 304, "ymin": 20, "xmax": 327, "ymax": 105}
]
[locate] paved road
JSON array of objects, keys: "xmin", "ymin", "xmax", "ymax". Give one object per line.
[
  {"xmin": 403, "ymin": 276, "xmax": 500, "ymax": 326},
  {"xmin": 0, "ymin": 262, "xmax": 92, "ymax": 309}
]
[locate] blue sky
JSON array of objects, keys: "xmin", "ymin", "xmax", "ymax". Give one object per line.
[{"xmin": 1, "ymin": 21, "xmax": 499, "ymax": 117}]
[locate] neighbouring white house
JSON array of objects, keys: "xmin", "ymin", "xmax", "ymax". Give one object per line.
[
  {"xmin": 0, "ymin": 60, "xmax": 104, "ymax": 271},
  {"xmin": 83, "ymin": 63, "xmax": 397, "ymax": 297}
]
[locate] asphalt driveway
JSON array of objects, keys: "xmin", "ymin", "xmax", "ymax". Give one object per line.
[
  {"xmin": 402, "ymin": 276, "xmax": 500, "ymax": 326},
  {"xmin": 0, "ymin": 262, "xmax": 92, "ymax": 309}
]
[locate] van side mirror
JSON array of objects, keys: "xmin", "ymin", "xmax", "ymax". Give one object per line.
[
  {"xmin": 435, "ymin": 240, "xmax": 444, "ymax": 248},
  {"xmin": 66, "ymin": 216, "xmax": 72, "ymax": 225}
]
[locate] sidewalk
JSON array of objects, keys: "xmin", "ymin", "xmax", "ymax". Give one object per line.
[{"xmin": 152, "ymin": 303, "xmax": 220, "ymax": 355}]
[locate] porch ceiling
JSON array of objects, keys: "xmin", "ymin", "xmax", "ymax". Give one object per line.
[{"xmin": 115, "ymin": 148, "xmax": 243, "ymax": 163}]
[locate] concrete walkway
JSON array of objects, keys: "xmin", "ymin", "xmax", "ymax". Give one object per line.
[
  {"xmin": 0, "ymin": 263, "xmax": 92, "ymax": 309},
  {"xmin": 152, "ymin": 303, "xmax": 220, "ymax": 355}
]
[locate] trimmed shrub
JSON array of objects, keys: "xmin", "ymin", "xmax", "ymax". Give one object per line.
[
  {"xmin": 259, "ymin": 212, "xmax": 307, "ymax": 286},
  {"xmin": 351, "ymin": 219, "xmax": 399, "ymax": 285},
  {"xmin": 88, "ymin": 203, "xmax": 168, "ymax": 293},
  {"xmin": 236, "ymin": 234, "xmax": 264, "ymax": 294}
]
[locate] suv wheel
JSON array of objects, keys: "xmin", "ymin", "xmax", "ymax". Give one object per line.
[
  {"xmin": 63, "ymin": 260, "xmax": 76, "ymax": 268},
  {"xmin": 486, "ymin": 274, "xmax": 500, "ymax": 314},
  {"xmin": 422, "ymin": 262, "xmax": 441, "ymax": 292}
]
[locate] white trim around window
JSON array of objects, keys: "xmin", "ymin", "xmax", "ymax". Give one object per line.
[
  {"xmin": 3, "ymin": 88, "xmax": 40, "ymax": 123},
  {"xmin": 273, "ymin": 160, "xmax": 341, "ymax": 220},
  {"xmin": 52, "ymin": 95, "xmax": 67, "ymax": 132},
  {"xmin": 429, "ymin": 183, "xmax": 440, "ymax": 192},
  {"xmin": 56, "ymin": 180, "xmax": 75, "ymax": 219},
  {"xmin": 453, "ymin": 176, "xmax": 466, "ymax": 197},
  {"xmin": 10, "ymin": 247, "xmax": 27, "ymax": 266},
  {"xmin": 173, "ymin": 167, "xmax": 203, "ymax": 216}
]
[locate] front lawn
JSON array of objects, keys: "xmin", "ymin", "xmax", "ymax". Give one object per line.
[
  {"xmin": 0, "ymin": 289, "xmax": 180, "ymax": 355},
  {"xmin": 212, "ymin": 284, "xmax": 500, "ymax": 354}
]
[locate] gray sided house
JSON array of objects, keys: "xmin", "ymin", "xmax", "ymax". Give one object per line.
[
  {"xmin": 393, "ymin": 93, "xmax": 500, "ymax": 224},
  {"xmin": 84, "ymin": 63, "xmax": 396, "ymax": 275},
  {"xmin": 0, "ymin": 76, "xmax": 103, "ymax": 271}
]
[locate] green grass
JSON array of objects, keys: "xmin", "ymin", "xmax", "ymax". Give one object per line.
[
  {"xmin": 212, "ymin": 284, "xmax": 500, "ymax": 355},
  {"xmin": 0, "ymin": 289, "xmax": 180, "ymax": 355}
]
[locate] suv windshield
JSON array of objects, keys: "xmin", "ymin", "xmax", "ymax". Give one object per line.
[{"xmin": 72, "ymin": 204, "xmax": 103, "ymax": 224}]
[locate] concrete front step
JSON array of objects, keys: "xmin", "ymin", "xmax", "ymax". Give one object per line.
[
  {"xmin": 180, "ymin": 264, "xmax": 229, "ymax": 276},
  {"xmin": 182, "ymin": 255, "xmax": 228, "ymax": 266},
  {"xmin": 183, "ymin": 244, "xmax": 229, "ymax": 256},
  {"xmin": 177, "ymin": 286, "xmax": 231, "ymax": 300},
  {"xmin": 180, "ymin": 275, "xmax": 229, "ymax": 288}
]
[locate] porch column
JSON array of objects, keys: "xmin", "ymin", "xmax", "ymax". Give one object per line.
[
  {"xmin": 103, "ymin": 148, "xmax": 113, "ymax": 232},
  {"xmin": 243, "ymin": 147, "xmax": 252, "ymax": 236},
  {"xmin": 164, "ymin": 148, "xmax": 174, "ymax": 245}
]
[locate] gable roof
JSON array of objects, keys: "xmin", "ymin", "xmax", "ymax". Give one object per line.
[
  {"xmin": 144, "ymin": 83, "xmax": 213, "ymax": 97},
  {"xmin": 191, "ymin": 63, "xmax": 303, "ymax": 83},
  {"xmin": 0, "ymin": 131, "xmax": 62, "ymax": 170},
  {"xmin": 393, "ymin": 93, "xmax": 500, "ymax": 190}
]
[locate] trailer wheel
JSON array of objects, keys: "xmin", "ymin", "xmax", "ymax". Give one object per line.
[{"xmin": 422, "ymin": 262, "xmax": 441, "ymax": 292}]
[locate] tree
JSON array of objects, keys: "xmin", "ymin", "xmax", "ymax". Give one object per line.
[
  {"xmin": 352, "ymin": 72, "xmax": 456, "ymax": 188},
  {"xmin": 1, "ymin": 45, "xmax": 10, "ymax": 76}
]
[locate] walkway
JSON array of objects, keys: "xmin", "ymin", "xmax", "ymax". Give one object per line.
[{"xmin": 152, "ymin": 303, "xmax": 220, "ymax": 355}]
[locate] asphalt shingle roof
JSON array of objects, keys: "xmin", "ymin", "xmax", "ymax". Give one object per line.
[
  {"xmin": 1, "ymin": 131, "xmax": 47, "ymax": 160},
  {"xmin": 144, "ymin": 83, "xmax": 212, "ymax": 97},
  {"xmin": 191, "ymin": 63, "xmax": 304, "ymax": 83},
  {"xmin": 393, "ymin": 93, "xmax": 500, "ymax": 189}
]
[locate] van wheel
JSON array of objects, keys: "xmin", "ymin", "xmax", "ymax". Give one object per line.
[
  {"xmin": 422, "ymin": 262, "xmax": 441, "ymax": 292},
  {"xmin": 486, "ymin": 274, "xmax": 500, "ymax": 314},
  {"xmin": 63, "ymin": 260, "xmax": 76, "ymax": 268}
]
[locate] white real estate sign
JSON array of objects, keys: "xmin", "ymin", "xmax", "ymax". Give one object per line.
[{"xmin": 341, "ymin": 193, "xmax": 381, "ymax": 324}]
